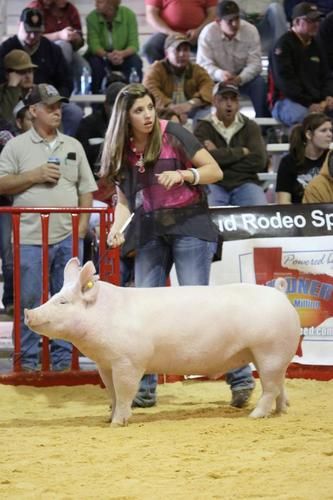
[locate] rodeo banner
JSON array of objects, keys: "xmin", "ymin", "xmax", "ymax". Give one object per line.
[{"xmin": 184, "ymin": 204, "xmax": 333, "ymax": 367}]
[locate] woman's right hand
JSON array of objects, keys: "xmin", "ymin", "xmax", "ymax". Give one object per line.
[{"xmin": 107, "ymin": 231, "xmax": 125, "ymax": 248}]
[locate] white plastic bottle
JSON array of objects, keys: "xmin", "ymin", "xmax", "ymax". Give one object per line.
[
  {"xmin": 80, "ymin": 67, "xmax": 92, "ymax": 94},
  {"xmin": 129, "ymin": 67, "xmax": 140, "ymax": 83}
]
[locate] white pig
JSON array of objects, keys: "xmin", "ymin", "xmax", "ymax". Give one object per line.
[{"xmin": 25, "ymin": 257, "xmax": 301, "ymax": 426}]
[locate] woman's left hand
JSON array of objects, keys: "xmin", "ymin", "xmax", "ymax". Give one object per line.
[{"xmin": 155, "ymin": 171, "xmax": 183, "ymax": 190}]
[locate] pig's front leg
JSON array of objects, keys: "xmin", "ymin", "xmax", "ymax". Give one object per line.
[
  {"xmin": 111, "ymin": 362, "xmax": 144, "ymax": 427},
  {"xmin": 98, "ymin": 366, "xmax": 116, "ymax": 422}
]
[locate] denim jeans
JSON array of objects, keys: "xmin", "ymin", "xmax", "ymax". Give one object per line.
[
  {"xmin": 133, "ymin": 235, "xmax": 213, "ymax": 406},
  {"xmin": 206, "ymin": 182, "xmax": 267, "ymax": 207},
  {"xmin": 87, "ymin": 54, "xmax": 143, "ymax": 93},
  {"xmin": 19, "ymin": 235, "xmax": 83, "ymax": 370},
  {"xmin": 206, "ymin": 183, "xmax": 261, "ymax": 392},
  {"xmin": 0, "ymin": 212, "xmax": 13, "ymax": 309},
  {"xmin": 61, "ymin": 102, "xmax": 84, "ymax": 137},
  {"xmin": 272, "ymin": 98, "xmax": 308, "ymax": 127},
  {"xmin": 240, "ymin": 75, "xmax": 271, "ymax": 118}
]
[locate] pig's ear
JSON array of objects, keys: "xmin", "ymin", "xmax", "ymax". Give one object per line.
[
  {"xmin": 79, "ymin": 261, "xmax": 99, "ymax": 303},
  {"xmin": 64, "ymin": 257, "xmax": 81, "ymax": 285}
]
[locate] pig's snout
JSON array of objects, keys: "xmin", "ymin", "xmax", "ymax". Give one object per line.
[
  {"xmin": 24, "ymin": 308, "xmax": 33, "ymax": 327},
  {"xmin": 24, "ymin": 308, "xmax": 46, "ymax": 329}
]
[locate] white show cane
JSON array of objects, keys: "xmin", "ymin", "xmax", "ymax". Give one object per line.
[{"xmin": 119, "ymin": 213, "xmax": 134, "ymax": 234}]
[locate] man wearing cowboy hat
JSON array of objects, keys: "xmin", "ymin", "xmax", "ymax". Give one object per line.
[{"xmin": 0, "ymin": 49, "xmax": 37, "ymax": 124}]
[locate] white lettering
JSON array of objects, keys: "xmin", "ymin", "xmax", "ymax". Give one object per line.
[{"xmin": 311, "ymin": 209, "xmax": 326, "ymax": 228}]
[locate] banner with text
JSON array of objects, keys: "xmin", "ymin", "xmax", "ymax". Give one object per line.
[{"xmin": 209, "ymin": 204, "xmax": 333, "ymax": 366}]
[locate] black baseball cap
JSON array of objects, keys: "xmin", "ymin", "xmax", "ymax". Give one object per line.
[
  {"xmin": 20, "ymin": 8, "xmax": 44, "ymax": 33},
  {"xmin": 291, "ymin": 2, "xmax": 322, "ymax": 20},
  {"xmin": 213, "ymin": 82, "xmax": 240, "ymax": 97}
]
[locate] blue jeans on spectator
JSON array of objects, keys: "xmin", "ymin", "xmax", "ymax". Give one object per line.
[
  {"xmin": 206, "ymin": 182, "xmax": 268, "ymax": 207},
  {"xmin": 87, "ymin": 54, "xmax": 143, "ymax": 94},
  {"xmin": 133, "ymin": 235, "xmax": 213, "ymax": 407},
  {"xmin": 240, "ymin": 75, "xmax": 271, "ymax": 118},
  {"xmin": 0, "ymin": 212, "xmax": 13, "ymax": 310},
  {"xmin": 272, "ymin": 98, "xmax": 308, "ymax": 127},
  {"xmin": 19, "ymin": 235, "xmax": 83, "ymax": 371},
  {"xmin": 61, "ymin": 102, "xmax": 84, "ymax": 137},
  {"xmin": 257, "ymin": 2, "xmax": 288, "ymax": 55},
  {"xmin": 206, "ymin": 182, "xmax": 263, "ymax": 393}
]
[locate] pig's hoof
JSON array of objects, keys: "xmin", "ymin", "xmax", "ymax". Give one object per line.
[
  {"xmin": 249, "ymin": 407, "xmax": 270, "ymax": 418},
  {"xmin": 110, "ymin": 419, "xmax": 129, "ymax": 428}
]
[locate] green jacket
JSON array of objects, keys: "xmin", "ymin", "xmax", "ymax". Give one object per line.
[
  {"xmin": 0, "ymin": 84, "xmax": 22, "ymax": 124},
  {"xmin": 86, "ymin": 6, "xmax": 139, "ymax": 55}
]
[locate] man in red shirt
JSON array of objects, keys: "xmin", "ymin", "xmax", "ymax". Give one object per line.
[{"xmin": 143, "ymin": 0, "xmax": 217, "ymax": 63}]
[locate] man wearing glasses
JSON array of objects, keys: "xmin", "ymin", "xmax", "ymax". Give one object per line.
[{"xmin": 269, "ymin": 2, "xmax": 333, "ymax": 126}]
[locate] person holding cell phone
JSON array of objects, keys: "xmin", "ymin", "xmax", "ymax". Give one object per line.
[{"xmin": 100, "ymin": 83, "xmax": 222, "ymax": 408}]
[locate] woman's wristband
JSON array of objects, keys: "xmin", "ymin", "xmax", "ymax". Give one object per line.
[
  {"xmin": 189, "ymin": 168, "xmax": 200, "ymax": 185},
  {"xmin": 177, "ymin": 168, "xmax": 200, "ymax": 185}
]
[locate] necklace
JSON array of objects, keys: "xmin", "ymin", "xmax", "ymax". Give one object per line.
[{"xmin": 129, "ymin": 137, "xmax": 145, "ymax": 173}]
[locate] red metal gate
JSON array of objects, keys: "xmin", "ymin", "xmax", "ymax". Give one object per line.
[{"xmin": 0, "ymin": 206, "xmax": 120, "ymax": 386}]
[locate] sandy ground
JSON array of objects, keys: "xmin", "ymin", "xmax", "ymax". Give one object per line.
[{"xmin": 0, "ymin": 378, "xmax": 332, "ymax": 500}]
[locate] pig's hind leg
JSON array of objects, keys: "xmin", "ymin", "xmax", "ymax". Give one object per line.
[
  {"xmin": 275, "ymin": 383, "xmax": 289, "ymax": 414},
  {"xmin": 249, "ymin": 361, "xmax": 286, "ymax": 418}
]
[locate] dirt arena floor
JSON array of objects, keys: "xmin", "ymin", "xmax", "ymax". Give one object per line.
[{"xmin": 0, "ymin": 378, "xmax": 332, "ymax": 500}]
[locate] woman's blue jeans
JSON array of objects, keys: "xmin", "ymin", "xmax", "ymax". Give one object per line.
[
  {"xmin": 19, "ymin": 235, "xmax": 83, "ymax": 370},
  {"xmin": 133, "ymin": 235, "xmax": 213, "ymax": 407}
]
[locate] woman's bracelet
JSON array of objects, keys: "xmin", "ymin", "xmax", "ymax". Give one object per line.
[{"xmin": 189, "ymin": 168, "xmax": 200, "ymax": 185}]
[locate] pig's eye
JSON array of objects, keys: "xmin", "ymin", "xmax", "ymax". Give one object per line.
[{"xmin": 59, "ymin": 298, "xmax": 68, "ymax": 305}]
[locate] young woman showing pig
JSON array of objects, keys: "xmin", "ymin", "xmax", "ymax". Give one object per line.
[{"xmin": 100, "ymin": 83, "xmax": 223, "ymax": 408}]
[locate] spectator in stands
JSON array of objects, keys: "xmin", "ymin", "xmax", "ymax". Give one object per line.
[
  {"xmin": 0, "ymin": 8, "xmax": 83, "ymax": 136},
  {"xmin": 85, "ymin": 0, "xmax": 143, "ymax": 93},
  {"xmin": 318, "ymin": 10, "xmax": 333, "ymax": 75},
  {"xmin": 276, "ymin": 112, "xmax": 332, "ymax": 203},
  {"xmin": 269, "ymin": 2, "xmax": 333, "ymax": 127},
  {"xmin": 27, "ymin": 0, "xmax": 89, "ymax": 94},
  {"xmin": 284, "ymin": 0, "xmax": 333, "ymax": 21},
  {"xmin": 76, "ymin": 81, "xmax": 126, "ymax": 175},
  {"xmin": 302, "ymin": 149, "xmax": 333, "ymax": 202},
  {"xmin": 100, "ymin": 83, "xmax": 222, "ymax": 407},
  {"xmin": 143, "ymin": 33, "xmax": 214, "ymax": 127},
  {"xmin": 194, "ymin": 82, "xmax": 268, "ymax": 206},
  {"xmin": 0, "ymin": 50, "xmax": 36, "ymax": 125},
  {"xmin": 0, "ymin": 84, "xmax": 97, "ymax": 371},
  {"xmin": 142, "ymin": 0, "xmax": 218, "ymax": 64},
  {"xmin": 0, "ymin": 123, "xmax": 14, "ymax": 317},
  {"xmin": 196, "ymin": 0, "xmax": 270, "ymax": 118},
  {"xmin": 237, "ymin": 1, "xmax": 288, "ymax": 55},
  {"xmin": 13, "ymin": 101, "xmax": 33, "ymax": 133}
]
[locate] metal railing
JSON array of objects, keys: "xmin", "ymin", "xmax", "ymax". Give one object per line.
[{"xmin": 0, "ymin": 206, "xmax": 121, "ymax": 386}]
